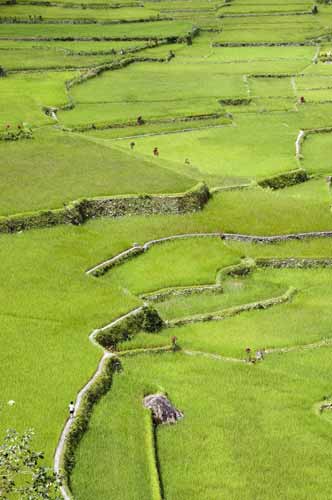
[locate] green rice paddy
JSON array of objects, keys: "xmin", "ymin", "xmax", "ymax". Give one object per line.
[{"xmin": 1, "ymin": 0, "xmax": 332, "ymax": 498}]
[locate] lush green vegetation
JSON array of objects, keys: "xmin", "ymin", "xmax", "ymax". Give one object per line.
[
  {"xmin": 0, "ymin": 128, "xmax": 194, "ymax": 215},
  {"xmin": 1, "ymin": 0, "xmax": 332, "ymax": 498},
  {"xmin": 72, "ymin": 349, "xmax": 332, "ymax": 500}
]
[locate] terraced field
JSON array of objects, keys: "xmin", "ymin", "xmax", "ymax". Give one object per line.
[{"xmin": 1, "ymin": 0, "xmax": 332, "ymax": 499}]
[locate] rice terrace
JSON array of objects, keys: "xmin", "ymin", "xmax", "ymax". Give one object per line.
[{"xmin": 2, "ymin": 0, "xmax": 332, "ymax": 498}]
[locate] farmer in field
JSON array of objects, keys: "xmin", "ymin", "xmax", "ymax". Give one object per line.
[
  {"xmin": 245, "ymin": 347, "xmax": 251, "ymax": 363},
  {"xmin": 171, "ymin": 335, "xmax": 178, "ymax": 351},
  {"xmin": 326, "ymin": 175, "xmax": 332, "ymax": 192},
  {"xmin": 130, "ymin": 141, "xmax": 135, "ymax": 150},
  {"xmin": 153, "ymin": 147, "xmax": 159, "ymax": 157},
  {"xmin": 300, "ymin": 96, "xmax": 305, "ymax": 104},
  {"xmin": 69, "ymin": 401, "xmax": 75, "ymax": 419},
  {"xmin": 137, "ymin": 116, "xmax": 144, "ymax": 126}
]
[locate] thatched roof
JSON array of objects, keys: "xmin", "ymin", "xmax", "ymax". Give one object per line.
[{"xmin": 143, "ymin": 394, "xmax": 184, "ymax": 425}]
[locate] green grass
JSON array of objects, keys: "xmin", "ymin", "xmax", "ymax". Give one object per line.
[
  {"xmin": 58, "ymin": 60, "xmax": 247, "ymax": 126},
  {"xmin": 71, "ymin": 349, "xmax": 332, "ymax": 499},
  {"xmin": 0, "ymin": 48, "xmax": 119, "ymax": 70},
  {"xmin": 109, "ymin": 113, "xmax": 298, "ymax": 184},
  {"xmin": 155, "ymin": 273, "xmax": 285, "ymax": 320},
  {"xmin": 0, "ymin": 20, "xmax": 192, "ymax": 39},
  {"xmin": 0, "ymin": 128, "xmax": 194, "ymax": 215},
  {"xmin": 58, "ymin": 98, "xmax": 223, "ymax": 128},
  {"xmin": 0, "ymin": 192, "xmax": 329, "ymax": 472},
  {"xmin": 0, "ymin": 40, "xmax": 155, "ymax": 70},
  {"xmin": 70, "ymin": 63, "xmax": 247, "ymax": 103},
  {"xmin": 220, "ymin": 2, "xmax": 312, "ymax": 14},
  {"xmin": 216, "ymin": 13, "xmax": 329, "ymax": 44},
  {"xmin": 0, "ymin": 70, "xmax": 73, "ymax": 126},
  {"xmin": 303, "ymin": 131, "xmax": 332, "ymax": 175},
  {"xmin": 0, "ymin": 39, "xmax": 150, "ymax": 52},
  {"xmin": 155, "ymin": 268, "xmax": 332, "ymax": 357},
  {"xmin": 0, "ymin": 5, "xmax": 159, "ymax": 21},
  {"xmin": 1, "ymin": 2, "xmax": 332, "ymax": 499},
  {"xmin": 177, "ymin": 41, "xmax": 316, "ymax": 62},
  {"xmin": 106, "ymin": 238, "xmax": 242, "ymax": 294}
]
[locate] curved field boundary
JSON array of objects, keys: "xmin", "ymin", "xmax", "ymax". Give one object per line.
[
  {"xmin": 52, "ymin": 36, "xmax": 192, "ymax": 125},
  {"xmin": 55, "ymin": 255, "xmax": 332, "ymax": 498},
  {"xmin": 54, "ymin": 351, "xmax": 114, "ymax": 500},
  {"xmin": 165, "ymin": 287, "xmax": 297, "ymax": 327},
  {"xmin": 296, "ymin": 130, "xmax": 305, "ymax": 159},
  {"xmin": 141, "ymin": 284, "xmax": 223, "ymax": 303},
  {"xmin": 185, "ymin": 338, "xmax": 332, "ymax": 363},
  {"xmin": 140, "ymin": 256, "xmax": 332, "ymax": 306},
  {"xmin": 184, "ymin": 349, "xmax": 245, "ymax": 363},
  {"xmin": 62, "ymin": 55, "xmax": 171, "ymax": 111},
  {"xmin": 86, "ymin": 232, "xmax": 221, "ymax": 276},
  {"xmin": 296, "ymin": 125, "xmax": 332, "ymax": 161},
  {"xmin": 53, "ymin": 304, "xmax": 167, "ymax": 499},
  {"xmin": 266, "ymin": 337, "xmax": 332, "ymax": 355},
  {"xmin": 87, "ymin": 230, "xmax": 332, "ymax": 277}
]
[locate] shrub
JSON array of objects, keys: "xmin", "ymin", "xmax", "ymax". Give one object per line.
[
  {"xmin": 258, "ymin": 168, "xmax": 308, "ymax": 190},
  {"xmin": 95, "ymin": 306, "xmax": 164, "ymax": 350},
  {"xmin": 142, "ymin": 307, "xmax": 164, "ymax": 333},
  {"xmin": 1, "ymin": 123, "xmax": 33, "ymax": 141}
]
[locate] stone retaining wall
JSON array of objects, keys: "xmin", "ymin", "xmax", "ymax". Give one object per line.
[
  {"xmin": 257, "ymin": 168, "xmax": 308, "ymax": 190},
  {"xmin": 0, "ymin": 182, "xmax": 210, "ymax": 234},
  {"xmin": 222, "ymin": 231, "xmax": 332, "ymax": 243},
  {"xmin": 256, "ymin": 258, "xmax": 332, "ymax": 268},
  {"xmin": 166, "ymin": 287, "xmax": 297, "ymax": 327},
  {"xmin": 0, "ymin": 16, "xmax": 172, "ymax": 24},
  {"xmin": 212, "ymin": 42, "xmax": 317, "ymax": 47},
  {"xmin": 141, "ymin": 284, "xmax": 223, "ymax": 303}
]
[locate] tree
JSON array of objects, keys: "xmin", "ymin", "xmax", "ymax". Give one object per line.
[{"xmin": 0, "ymin": 429, "xmax": 61, "ymax": 499}]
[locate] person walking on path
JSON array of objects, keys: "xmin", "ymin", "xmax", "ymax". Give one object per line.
[
  {"xmin": 255, "ymin": 349, "xmax": 264, "ymax": 362},
  {"xmin": 69, "ymin": 401, "xmax": 75, "ymax": 419}
]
